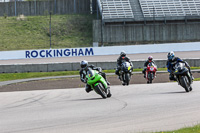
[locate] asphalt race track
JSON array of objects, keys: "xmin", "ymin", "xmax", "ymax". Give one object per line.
[{"xmin": 0, "ymin": 81, "xmax": 200, "ymax": 133}]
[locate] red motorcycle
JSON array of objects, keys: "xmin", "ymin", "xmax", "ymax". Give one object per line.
[{"xmin": 145, "ymin": 62, "xmax": 157, "ymax": 84}]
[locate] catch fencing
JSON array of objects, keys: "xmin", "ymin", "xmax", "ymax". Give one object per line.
[{"xmin": 0, "ymin": 0, "xmax": 90, "ymax": 16}]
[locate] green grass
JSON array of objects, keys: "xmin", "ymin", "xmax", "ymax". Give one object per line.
[
  {"xmin": 155, "ymin": 124, "xmax": 200, "ymax": 133},
  {"xmin": 0, "ymin": 14, "xmax": 94, "ymax": 51},
  {"xmin": 0, "ymin": 69, "xmax": 142, "ymax": 82},
  {"xmin": 0, "ymin": 71, "xmax": 79, "ymax": 82}
]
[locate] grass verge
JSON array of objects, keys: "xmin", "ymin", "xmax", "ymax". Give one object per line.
[
  {"xmin": 0, "ymin": 68, "xmax": 145, "ymax": 82},
  {"xmin": 0, "ymin": 71, "xmax": 79, "ymax": 82},
  {"xmin": 155, "ymin": 124, "xmax": 200, "ymax": 133}
]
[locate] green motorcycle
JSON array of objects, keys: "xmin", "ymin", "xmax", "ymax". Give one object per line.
[{"xmin": 86, "ymin": 68, "xmax": 111, "ymax": 99}]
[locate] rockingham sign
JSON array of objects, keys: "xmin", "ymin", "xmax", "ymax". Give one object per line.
[
  {"xmin": 0, "ymin": 42, "xmax": 200, "ymax": 60},
  {"xmin": 25, "ymin": 48, "xmax": 94, "ymax": 58}
]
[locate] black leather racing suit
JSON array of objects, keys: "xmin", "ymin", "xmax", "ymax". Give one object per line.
[
  {"xmin": 115, "ymin": 56, "xmax": 133, "ymax": 76},
  {"xmin": 166, "ymin": 57, "xmax": 192, "ymax": 80},
  {"xmin": 142, "ymin": 60, "xmax": 156, "ymax": 75},
  {"xmin": 79, "ymin": 65, "xmax": 108, "ymax": 93}
]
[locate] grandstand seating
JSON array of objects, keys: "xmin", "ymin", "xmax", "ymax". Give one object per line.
[
  {"xmin": 97, "ymin": 0, "xmax": 200, "ymax": 22},
  {"xmin": 139, "ymin": 0, "xmax": 200, "ymax": 17},
  {"xmin": 97, "ymin": 0, "xmax": 134, "ymax": 20}
]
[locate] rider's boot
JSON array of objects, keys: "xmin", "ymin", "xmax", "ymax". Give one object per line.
[
  {"xmin": 118, "ymin": 75, "xmax": 122, "ymax": 81},
  {"xmin": 85, "ymin": 84, "xmax": 92, "ymax": 93},
  {"xmin": 191, "ymin": 73, "xmax": 194, "ymax": 80}
]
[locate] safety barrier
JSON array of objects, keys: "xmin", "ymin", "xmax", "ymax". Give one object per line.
[{"xmin": 0, "ymin": 59, "xmax": 199, "ymax": 73}]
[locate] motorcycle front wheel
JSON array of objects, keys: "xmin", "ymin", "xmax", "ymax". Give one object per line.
[
  {"xmin": 124, "ymin": 73, "xmax": 130, "ymax": 85},
  {"xmin": 94, "ymin": 82, "xmax": 107, "ymax": 98},
  {"xmin": 180, "ymin": 76, "xmax": 190, "ymax": 92},
  {"xmin": 147, "ymin": 72, "xmax": 153, "ymax": 84}
]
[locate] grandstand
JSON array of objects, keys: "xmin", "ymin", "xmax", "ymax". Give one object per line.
[
  {"xmin": 97, "ymin": 0, "xmax": 134, "ymax": 21},
  {"xmin": 97, "ymin": 0, "xmax": 200, "ymax": 22}
]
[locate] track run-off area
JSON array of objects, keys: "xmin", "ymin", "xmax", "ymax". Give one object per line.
[{"xmin": 0, "ymin": 81, "xmax": 200, "ymax": 133}]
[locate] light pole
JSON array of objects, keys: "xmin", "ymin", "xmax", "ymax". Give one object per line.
[
  {"xmin": 34, "ymin": 0, "xmax": 36, "ymax": 15},
  {"xmin": 15, "ymin": 0, "xmax": 17, "ymax": 16},
  {"xmin": 153, "ymin": 7, "xmax": 155, "ymax": 44},
  {"xmin": 49, "ymin": 12, "xmax": 52, "ymax": 49},
  {"xmin": 101, "ymin": 2, "xmax": 104, "ymax": 46}
]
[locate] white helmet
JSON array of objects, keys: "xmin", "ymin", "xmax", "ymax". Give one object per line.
[{"xmin": 167, "ymin": 51, "xmax": 175, "ymax": 61}]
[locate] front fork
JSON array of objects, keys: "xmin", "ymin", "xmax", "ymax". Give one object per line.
[{"xmin": 176, "ymin": 72, "xmax": 192, "ymax": 85}]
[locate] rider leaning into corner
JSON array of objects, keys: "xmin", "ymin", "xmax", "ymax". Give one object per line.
[
  {"xmin": 79, "ymin": 60, "xmax": 110, "ymax": 93},
  {"xmin": 115, "ymin": 51, "xmax": 134, "ymax": 80},
  {"xmin": 166, "ymin": 51, "xmax": 194, "ymax": 81},
  {"xmin": 142, "ymin": 56, "xmax": 156, "ymax": 78}
]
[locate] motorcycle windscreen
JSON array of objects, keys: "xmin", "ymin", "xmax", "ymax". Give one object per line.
[
  {"xmin": 174, "ymin": 62, "xmax": 185, "ymax": 72},
  {"xmin": 87, "ymin": 68, "xmax": 95, "ymax": 78},
  {"xmin": 122, "ymin": 62, "xmax": 131, "ymax": 70}
]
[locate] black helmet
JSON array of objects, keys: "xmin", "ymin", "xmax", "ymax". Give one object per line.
[
  {"xmin": 167, "ymin": 51, "xmax": 175, "ymax": 61},
  {"xmin": 120, "ymin": 51, "xmax": 126, "ymax": 57},
  {"xmin": 80, "ymin": 60, "xmax": 88, "ymax": 69}
]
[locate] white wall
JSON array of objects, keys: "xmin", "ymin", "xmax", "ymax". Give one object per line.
[{"xmin": 0, "ymin": 42, "xmax": 200, "ymax": 60}]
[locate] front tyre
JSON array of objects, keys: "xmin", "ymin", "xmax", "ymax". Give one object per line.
[
  {"xmin": 94, "ymin": 83, "xmax": 107, "ymax": 98},
  {"xmin": 125, "ymin": 73, "xmax": 130, "ymax": 85},
  {"xmin": 180, "ymin": 76, "xmax": 190, "ymax": 92},
  {"xmin": 149, "ymin": 73, "xmax": 153, "ymax": 84}
]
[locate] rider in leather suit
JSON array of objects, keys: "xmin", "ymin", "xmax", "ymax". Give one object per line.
[
  {"xmin": 79, "ymin": 60, "xmax": 110, "ymax": 93},
  {"xmin": 166, "ymin": 51, "xmax": 194, "ymax": 81},
  {"xmin": 115, "ymin": 51, "xmax": 133, "ymax": 79},
  {"xmin": 142, "ymin": 56, "xmax": 156, "ymax": 78}
]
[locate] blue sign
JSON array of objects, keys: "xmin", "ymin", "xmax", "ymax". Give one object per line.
[{"xmin": 25, "ymin": 48, "xmax": 94, "ymax": 58}]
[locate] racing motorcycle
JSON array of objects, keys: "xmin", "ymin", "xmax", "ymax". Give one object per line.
[
  {"xmin": 173, "ymin": 62, "xmax": 193, "ymax": 92},
  {"xmin": 145, "ymin": 62, "xmax": 157, "ymax": 84},
  {"xmin": 86, "ymin": 68, "xmax": 111, "ymax": 98},
  {"xmin": 119, "ymin": 61, "xmax": 133, "ymax": 86}
]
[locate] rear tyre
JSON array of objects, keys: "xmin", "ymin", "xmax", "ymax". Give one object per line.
[{"xmin": 94, "ymin": 83, "xmax": 107, "ymax": 98}]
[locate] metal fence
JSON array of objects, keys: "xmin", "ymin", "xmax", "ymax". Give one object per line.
[
  {"xmin": 0, "ymin": 0, "xmax": 91, "ymax": 16},
  {"xmin": 93, "ymin": 20, "xmax": 200, "ymax": 44}
]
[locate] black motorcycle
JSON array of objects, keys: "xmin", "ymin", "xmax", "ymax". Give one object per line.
[
  {"xmin": 173, "ymin": 62, "xmax": 193, "ymax": 92},
  {"xmin": 119, "ymin": 61, "xmax": 133, "ymax": 86}
]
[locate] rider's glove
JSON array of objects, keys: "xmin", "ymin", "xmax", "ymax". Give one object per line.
[{"xmin": 97, "ymin": 67, "xmax": 102, "ymax": 72}]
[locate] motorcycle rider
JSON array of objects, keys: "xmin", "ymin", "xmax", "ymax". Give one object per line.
[
  {"xmin": 79, "ymin": 60, "xmax": 110, "ymax": 93},
  {"xmin": 115, "ymin": 51, "xmax": 133, "ymax": 80},
  {"xmin": 142, "ymin": 56, "xmax": 156, "ymax": 78},
  {"xmin": 166, "ymin": 51, "xmax": 194, "ymax": 81}
]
